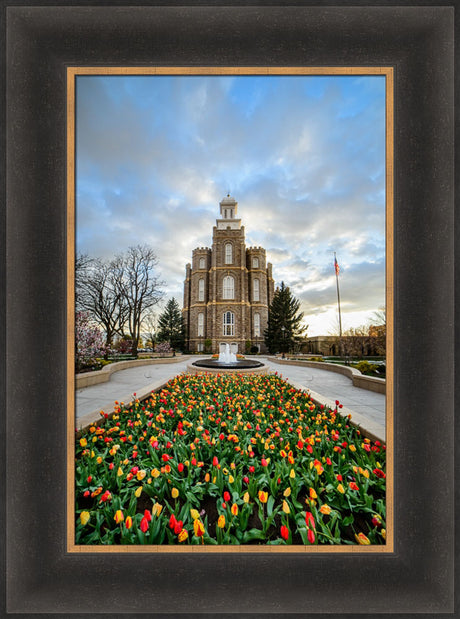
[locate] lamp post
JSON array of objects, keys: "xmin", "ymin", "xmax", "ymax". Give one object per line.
[{"xmin": 281, "ymin": 325, "xmax": 286, "ymax": 359}]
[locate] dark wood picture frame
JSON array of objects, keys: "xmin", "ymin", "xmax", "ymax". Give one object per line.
[{"xmin": 3, "ymin": 4, "xmax": 455, "ymax": 616}]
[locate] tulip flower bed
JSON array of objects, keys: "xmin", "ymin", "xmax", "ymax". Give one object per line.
[{"xmin": 75, "ymin": 373, "xmax": 386, "ymax": 546}]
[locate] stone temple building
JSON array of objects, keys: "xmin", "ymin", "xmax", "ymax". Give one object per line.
[{"xmin": 183, "ymin": 195, "xmax": 275, "ymax": 354}]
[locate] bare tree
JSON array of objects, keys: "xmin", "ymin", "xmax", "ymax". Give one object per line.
[
  {"xmin": 142, "ymin": 311, "xmax": 157, "ymax": 349},
  {"xmin": 75, "ymin": 254, "xmax": 127, "ymax": 353},
  {"xmin": 368, "ymin": 306, "xmax": 386, "ymax": 355},
  {"xmin": 114, "ymin": 245, "xmax": 164, "ymax": 357}
]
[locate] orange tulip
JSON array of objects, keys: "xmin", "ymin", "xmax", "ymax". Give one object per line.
[
  {"xmin": 258, "ymin": 490, "xmax": 268, "ymax": 504},
  {"xmin": 355, "ymin": 532, "xmax": 371, "ymax": 545}
]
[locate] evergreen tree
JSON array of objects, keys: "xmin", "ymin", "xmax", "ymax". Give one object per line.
[
  {"xmin": 264, "ymin": 282, "xmax": 307, "ymax": 354},
  {"xmin": 157, "ymin": 298, "xmax": 185, "ymax": 351}
]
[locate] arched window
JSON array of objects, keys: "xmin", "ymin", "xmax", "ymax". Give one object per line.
[
  {"xmin": 199, "ymin": 257, "xmax": 205, "ymax": 269},
  {"xmin": 225, "ymin": 243, "xmax": 233, "ymax": 264},
  {"xmin": 253, "ymin": 278, "xmax": 260, "ymax": 302},
  {"xmin": 198, "ymin": 278, "xmax": 205, "ymax": 302},
  {"xmin": 223, "ymin": 275, "xmax": 234, "ymax": 299},
  {"xmin": 252, "ymin": 257, "xmax": 259, "ymax": 269},
  {"xmin": 254, "ymin": 313, "xmax": 260, "ymax": 337},
  {"xmin": 223, "ymin": 311, "xmax": 235, "ymax": 336},
  {"xmin": 197, "ymin": 312, "xmax": 204, "ymax": 337}
]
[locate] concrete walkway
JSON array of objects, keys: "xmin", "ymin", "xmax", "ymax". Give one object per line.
[{"xmin": 75, "ymin": 356, "xmax": 386, "ymax": 442}]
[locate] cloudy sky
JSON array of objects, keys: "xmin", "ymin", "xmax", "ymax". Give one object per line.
[{"xmin": 76, "ymin": 74, "xmax": 386, "ymax": 336}]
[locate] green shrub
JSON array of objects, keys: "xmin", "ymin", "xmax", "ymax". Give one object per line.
[{"xmin": 354, "ymin": 361, "xmax": 380, "ymax": 376}]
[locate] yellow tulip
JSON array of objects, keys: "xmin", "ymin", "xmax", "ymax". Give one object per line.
[
  {"xmin": 282, "ymin": 500, "xmax": 290, "ymax": 514},
  {"xmin": 79, "ymin": 511, "xmax": 90, "ymax": 525},
  {"xmin": 283, "ymin": 487, "xmax": 291, "ymax": 497},
  {"xmin": 151, "ymin": 468, "xmax": 160, "ymax": 478},
  {"xmin": 114, "ymin": 510, "xmax": 124, "ymax": 524},
  {"xmin": 193, "ymin": 519, "xmax": 205, "ymax": 538},
  {"xmin": 125, "ymin": 516, "xmax": 133, "ymax": 529},
  {"xmin": 171, "ymin": 487, "xmax": 179, "ymax": 499},
  {"xmin": 228, "ymin": 475, "xmax": 234, "ymax": 484},
  {"xmin": 136, "ymin": 470, "xmax": 147, "ymax": 481},
  {"xmin": 135, "ymin": 486, "xmax": 142, "ymax": 498},
  {"xmin": 152, "ymin": 503, "xmax": 163, "ymax": 517},
  {"xmin": 178, "ymin": 529, "xmax": 189, "ymax": 543},
  {"xmin": 190, "ymin": 508, "xmax": 200, "ymax": 521},
  {"xmin": 243, "ymin": 491, "xmax": 250, "ymax": 503},
  {"xmin": 79, "ymin": 438, "xmax": 87, "ymax": 447},
  {"xmin": 117, "ymin": 467, "xmax": 124, "ymax": 477},
  {"xmin": 337, "ymin": 483, "xmax": 345, "ymax": 494},
  {"xmin": 319, "ymin": 504, "xmax": 332, "ymax": 515},
  {"xmin": 309, "ymin": 487, "xmax": 317, "ymax": 499},
  {"xmin": 289, "ymin": 469, "xmax": 295, "ymax": 479},
  {"xmin": 231, "ymin": 503, "xmax": 239, "ymax": 516},
  {"xmin": 217, "ymin": 514, "xmax": 226, "ymax": 528}
]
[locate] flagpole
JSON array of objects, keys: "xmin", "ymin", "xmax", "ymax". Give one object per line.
[{"xmin": 334, "ymin": 252, "xmax": 342, "ymax": 337}]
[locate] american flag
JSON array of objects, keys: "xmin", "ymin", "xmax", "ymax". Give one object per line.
[{"xmin": 334, "ymin": 256, "xmax": 340, "ymax": 276}]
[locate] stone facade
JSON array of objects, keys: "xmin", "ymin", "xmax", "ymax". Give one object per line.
[{"xmin": 183, "ymin": 196, "xmax": 275, "ymax": 354}]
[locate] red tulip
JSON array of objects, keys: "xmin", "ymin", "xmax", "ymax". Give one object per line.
[
  {"xmin": 373, "ymin": 468, "xmax": 386, "ymax": 479},
  {"xmin": 140, "ymin": 516, "xmax": 149, "ymax": 533},
  {"xmin": 178, "ymin": 463, "xmax": 184, "ymax": 473},
  {"xmin": 174, "ymin": 520, "xmax": 183, "ymax": 534},
  {"xmin": 305, "ymin": 512, "xmax": 316, "ymax": 529},
  {"xmin": 307, "ymin": 528, "xmax": 316, "ymax": 544},
  {"xmin": 223, "ymin": 491, "xmax": 231, "ymax": 502},
  {"xmin": 280, "ymin": 525, "xmax": 289, "ymax": 541},
  {"xmin": 144, "ymin": 509, "xmax": 152, "ymax": 522},
  {"xmin": 213, "ymin": 456, "xmax": 219, "ymax": 466}
]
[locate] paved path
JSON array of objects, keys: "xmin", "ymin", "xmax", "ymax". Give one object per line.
[
  {"xmin": 75, "ymin": 356, "xmax": 386, "ymax": 442},
  {"xmin": 76, "ymin": 357, "xmax": 194, "ymax": 428}
]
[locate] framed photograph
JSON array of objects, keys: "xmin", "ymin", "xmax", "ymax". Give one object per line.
[
  {"xmin": 69, "ymin": 66, "xmax": 392, "ymax": 554},
  {"xmin": 4, "ymin": 4, "xmax": 455, "ymax": 616}
]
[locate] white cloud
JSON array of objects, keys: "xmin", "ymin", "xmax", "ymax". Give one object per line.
[{"xmin": 76, "ymin": 74, "xmax": 386, "ymax": 336}]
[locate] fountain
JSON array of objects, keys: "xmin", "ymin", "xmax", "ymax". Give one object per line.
[
  {"xmin": 188, "ymin": 343, "xmax": 268, "ymax": 375},
  {"xmin": 218, "ymin": 343, "xmax": 237, "ymax": 364}
]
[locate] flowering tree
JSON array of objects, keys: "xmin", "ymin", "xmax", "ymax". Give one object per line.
[
  {"xmin": 75, "ymin": 311, "xmax": 106, "ymax": 372},
  {"xmin": 155, "ymin": 341, "xmax": 172, "ymax": 357}
]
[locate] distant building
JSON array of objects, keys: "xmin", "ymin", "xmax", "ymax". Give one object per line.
[{"xmin": 183, "ymin": 195, "xmax": 275, "ymax": 354}]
